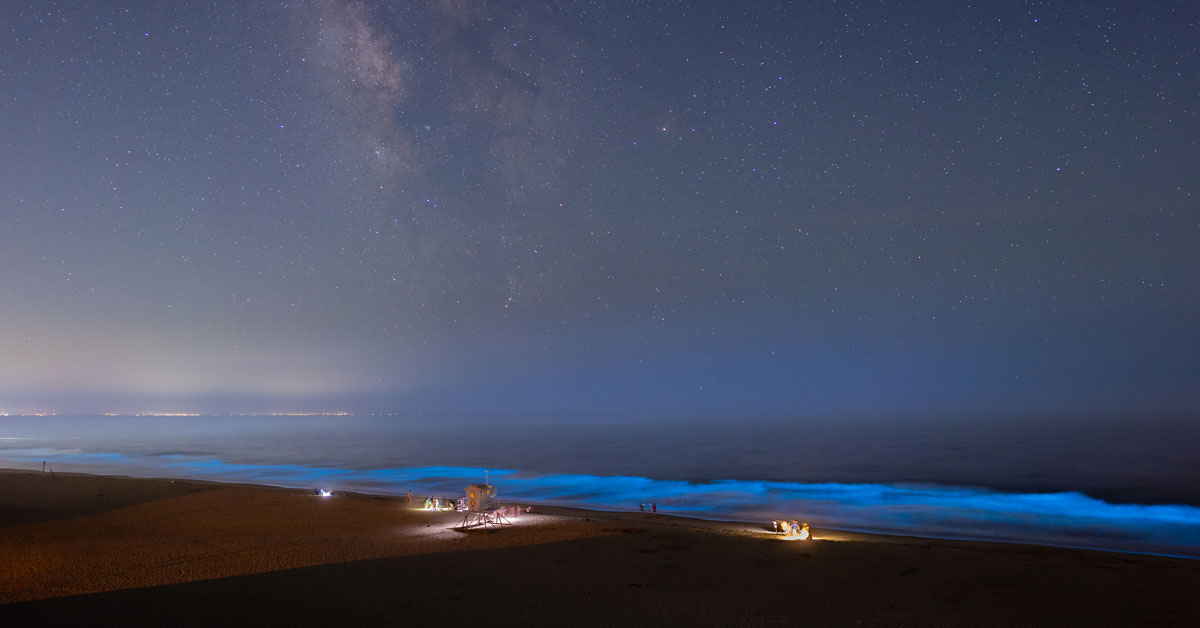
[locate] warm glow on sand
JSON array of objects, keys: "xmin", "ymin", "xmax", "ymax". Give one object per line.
[{"xmin": 3, "ymin": 470, "xmax": 1199, "ymax": 628}]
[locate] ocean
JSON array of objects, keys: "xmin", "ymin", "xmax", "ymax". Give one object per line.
[{"xmin": 2, "ymin": 413, "xmax": 1198, "ymax": 558}]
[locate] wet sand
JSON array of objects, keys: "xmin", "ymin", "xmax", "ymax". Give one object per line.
[{"xmin": 2, "ymin": 469, "xmax": 1197, "ymax": 626}]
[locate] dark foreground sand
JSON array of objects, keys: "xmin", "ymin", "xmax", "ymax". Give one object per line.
[{"xmin": 2, "ymin": 469, "xmax": 1197, "ymax": 627}]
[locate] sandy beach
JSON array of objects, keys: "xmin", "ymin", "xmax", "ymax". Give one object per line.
[{"xmin": 2, "ymin": 468, "xmax": 1197, "ymax": 626}]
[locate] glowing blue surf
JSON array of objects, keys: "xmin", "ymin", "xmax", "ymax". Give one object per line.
[{"xmin": 3, "ymin": 449, "xmax": 1197, "ymax": 558}]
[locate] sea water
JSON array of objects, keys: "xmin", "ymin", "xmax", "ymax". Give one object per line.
[{"xmin": 1, "ymin": 413, "xmax": 1198, "ymax": 558}]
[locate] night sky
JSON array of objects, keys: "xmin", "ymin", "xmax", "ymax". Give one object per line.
[{"xmin": 2, "ymin": 1, "xmax": 1197, "ymax": 417}]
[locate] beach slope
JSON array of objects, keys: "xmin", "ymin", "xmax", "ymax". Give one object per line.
[{"xmin": 2, "ymin": 470, "xmax": 1197, "ymax": 626}]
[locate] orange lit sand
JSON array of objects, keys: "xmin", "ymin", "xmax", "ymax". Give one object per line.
[{"xmin": 2, "ymin": 469, "xmax": 1197, "ymax": 626}]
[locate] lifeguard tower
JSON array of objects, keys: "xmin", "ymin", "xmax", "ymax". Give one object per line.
[{"xmin": 454, "ymin": 483, "xmax": 512, "ymax": 530}]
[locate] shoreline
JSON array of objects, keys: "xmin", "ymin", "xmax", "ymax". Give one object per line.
[
  {"xmin": 4, "ymin": 464, "xmax": 1198, "ymax": 558},
  {"xmin": 3, "ymin": 468, "xmax": 1198, "ymax": 626},
  {"xmin": 4, "ymin": 463, "xmax": 1197, "ymax": 560},
  {"xmin": 0, "ymin": 465, "xmax": 869, "ymax": 539}
]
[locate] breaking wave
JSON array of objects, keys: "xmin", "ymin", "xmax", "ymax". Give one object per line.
[{"xmin": 3, "ymin": 449, "xmax": 1197, "ymax": 558}]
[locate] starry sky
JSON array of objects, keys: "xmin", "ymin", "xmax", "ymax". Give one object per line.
[{"xmin": 1, "ymin": 0, "xmax": 1197, "ymax": 417}]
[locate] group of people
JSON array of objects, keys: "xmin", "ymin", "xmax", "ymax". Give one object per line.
[
  {"xmin": 639, "ymin": 502, "xmax": 657, "ymax": 513},
  {"xmin": 773, "ymin": 519, "xmax": 811, "ymax": 539}
]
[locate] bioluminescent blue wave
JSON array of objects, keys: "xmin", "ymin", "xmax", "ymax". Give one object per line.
[{"xmin": 2, "ymin": 448, "xmax": 1197, "ymax": 559}]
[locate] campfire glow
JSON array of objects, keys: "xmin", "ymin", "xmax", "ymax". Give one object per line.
[{"xmin": 772, "ymin": 520, "xmax": 813, "ymax": 540}]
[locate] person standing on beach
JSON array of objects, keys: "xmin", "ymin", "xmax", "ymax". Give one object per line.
[{"xmin": 652, "ymin": 503, "xmax": 657, "ymax": 513}]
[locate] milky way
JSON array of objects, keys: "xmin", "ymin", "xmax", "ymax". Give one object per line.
[{"xmin": 0, "ymin": 0, "xmax": 1197, "ymax": 416}]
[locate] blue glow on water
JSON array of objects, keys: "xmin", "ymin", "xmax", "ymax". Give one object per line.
[{"xmin": 3, "ymin": 448, "xmax": 1198, "ymax": 558}]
